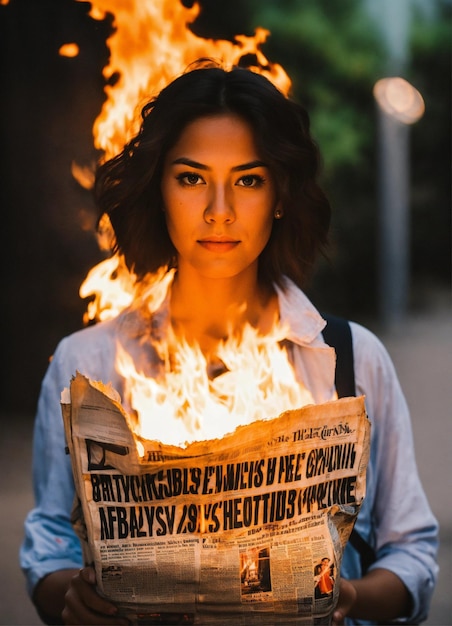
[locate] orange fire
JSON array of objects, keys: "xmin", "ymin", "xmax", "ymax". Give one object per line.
[
  {"xmin": 58, "ymin": 43, "xmax": 80, "ymax": 58},
  {"xmin": 72, "ymin": 1, "xmax": 311, "ymax": 446},
  {"xmin": 78, "ymin": 0, "xmax": 291, "ymax": 162},
  {"xmin": 115, "ymin": 271, "xmax": 314, "ymax": 447}
]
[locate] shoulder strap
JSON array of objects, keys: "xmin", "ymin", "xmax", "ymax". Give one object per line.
[
  {"xmin": 321, "ymin": 314, "xmax": 356, "ymax": 398},
  {"xmin": 321, "ymin": 313, "xmax": 377, "ymax": 575}
]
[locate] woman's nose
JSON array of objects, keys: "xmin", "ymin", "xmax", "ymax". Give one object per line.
[{"xmin": 204, "ymin": 184, "xmax": 235, "ymax": 223}]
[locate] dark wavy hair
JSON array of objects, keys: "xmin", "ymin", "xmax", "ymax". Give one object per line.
[{"xmin": 94, "ymin": 62, "xmax": 331, "ymax": 290}]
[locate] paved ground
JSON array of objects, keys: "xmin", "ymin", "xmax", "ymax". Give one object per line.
[{"xmin": 1, "ymin": 293, "xmax": 450, "ymax": 625}]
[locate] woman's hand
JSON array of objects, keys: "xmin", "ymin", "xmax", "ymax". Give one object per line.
[
  {"xmin": 62, "ymin": 566, "xmax": 128, "ymax": 625},
  {"xmin": 332, "ymin": 578, "xmax": 358, "ymax": 625},
  {"xmin": 332, "ymin": 569, "xmax": 411, "ymax": 624}
]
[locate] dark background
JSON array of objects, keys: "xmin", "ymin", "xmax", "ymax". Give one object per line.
[
  {"xmin": 1, "ymin": 0, "xmax": 450, "ymax": 414},
  {"xmin": 1, "ymin": 1, "xmax": 113, "ymax": 412}
]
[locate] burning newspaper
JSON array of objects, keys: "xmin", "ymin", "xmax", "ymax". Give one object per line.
[{"xmin": 62, "ymin": 372, "xmax": 370, "ymax": 625}]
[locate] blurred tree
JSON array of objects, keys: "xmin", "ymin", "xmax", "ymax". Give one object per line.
[
  {"xmin": 244, "ymin": 0, "xmax": 385, "ymax": 316},
  {"xmin": 249, "ymin": 0, "xmax": 384, "ymax": 174},
  {"xmin": 240, "ymin": 0, "xmax": 450, "ymax": 318},
  {"xmin": 409, "ymin": 1, "xmax": 451, "ymax": 297}
]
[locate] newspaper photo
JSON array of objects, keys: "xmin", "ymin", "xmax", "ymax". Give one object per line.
[{"xmin": 62, "ymin": 372, "xmax": 370, "ymax": 625}]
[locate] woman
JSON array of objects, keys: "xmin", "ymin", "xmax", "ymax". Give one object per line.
[
  {"xmin": 315, "ymin": 558, "xmax": 335, "ymax": 599},
  {"xmin": 21, "ymin": 63, "xmax": 438, "ymax": 625}
]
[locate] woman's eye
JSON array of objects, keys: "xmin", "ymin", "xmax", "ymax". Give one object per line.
[
  {"xmin": 237, "ymin": 174, "xmax": 265, "ymax": 188},
  {"xmin": 177, "ymin": 172, "xmax": 204, "ymax": 186}
]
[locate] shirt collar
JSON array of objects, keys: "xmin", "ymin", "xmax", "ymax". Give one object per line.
[
  {"xmin": 125, "ymin": 272, "xmax": 327, "ymax": 348},
  {"xmin": 275, "ymin": 277, "xmax": 327, "ymax": 346}
]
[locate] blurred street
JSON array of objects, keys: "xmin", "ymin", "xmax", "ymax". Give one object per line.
[{"xmin": 1, "ymin": 293, "xmax": 450, "ymax": 625}]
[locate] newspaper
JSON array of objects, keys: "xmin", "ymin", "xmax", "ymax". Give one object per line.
[{"xmin": 62, "ymin": 372, "xmax": 370, "ymax": 625}]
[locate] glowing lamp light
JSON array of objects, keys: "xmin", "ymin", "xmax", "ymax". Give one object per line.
[{"xmin": 373, "ymin": 77, "xmax": 425, "ymax": 125}]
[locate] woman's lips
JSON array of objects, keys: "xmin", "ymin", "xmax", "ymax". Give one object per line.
[{"xmin": 197, "ymin": 238, "xmax": 240, "ymax": 252}]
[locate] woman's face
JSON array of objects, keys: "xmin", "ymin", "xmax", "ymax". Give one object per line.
[{"xmin": 161, "ymin": 113, "xmax": 279, "ymax": 281}]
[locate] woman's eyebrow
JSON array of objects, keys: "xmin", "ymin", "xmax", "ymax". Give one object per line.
[
  {"xmin": 232, "ymin": 160, "xmax": 268, "ymax": 172},
  {"xmin": 171, "ymin": 157, "xmax": 208, "ymax": 170},
  {"xmin": 170, "ymin": 157, "xmax": 268, "ymax": 171}
]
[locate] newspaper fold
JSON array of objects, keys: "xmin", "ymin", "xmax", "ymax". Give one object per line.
[{"xmin": 62, "ymin": 372, "xmax": 370, "ymax": 625}]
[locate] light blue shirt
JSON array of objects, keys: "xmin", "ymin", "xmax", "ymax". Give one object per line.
[{"xmin": 20, "ymin": 278, "xmax": 438, "ymax": 624}]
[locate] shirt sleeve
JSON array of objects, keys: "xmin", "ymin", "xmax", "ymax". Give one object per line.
[
  {"xmin": 20, "ymin": 340, "xmax": 83, "ymax": 597},
  {"xmin": 351, "ymin": 321, "xmax": 439, "ymax": 624}
]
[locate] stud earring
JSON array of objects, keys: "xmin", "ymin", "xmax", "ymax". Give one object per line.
[{"xmin": 274, "ymin": 208, "xmax": 283, "ymax": 219}]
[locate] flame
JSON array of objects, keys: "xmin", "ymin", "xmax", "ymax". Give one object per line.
[
  {"xmin": 59, "ymin": 43, "xmax": 80, "ymax": 58},
  {"xmin": 71, "ymin": 161, "xmax": 95, "ymax": 190},
  {"xmin": 78, "ymin": 0, "xmax": 291, "ymax": 161},
  {"xmin": 79, "ymin": 255, "xmax": 135, "ymax": 324},
  {"xmin": 115, "ymin": 274, "xmax": 313, "ymax": 447},
  {"xmin": 75, "ymin": 1, "xmax": 309, "ymax": 446}
]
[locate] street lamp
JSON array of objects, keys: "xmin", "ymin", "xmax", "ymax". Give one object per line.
[{"xmin": 373, "ymin": 77, "xmax": 425, "ymax": 327}]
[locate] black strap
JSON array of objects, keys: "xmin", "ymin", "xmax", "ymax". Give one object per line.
[
  {"xmin": 322, "ymin": 313, "xmax": 376, "ymax": 575},
  {"xmin": 348, "ymin": 527, "xmax": 377, "ymax": 576},
  {"xmin": 322, "ymin": 314, "xmax": 356, "ymax": 398}
]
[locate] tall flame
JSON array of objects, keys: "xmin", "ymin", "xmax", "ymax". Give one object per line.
[
  {"xmin": 72, "ymin": 1, "xmax": 312, "ymax": 446},
  {"xmin": 118, "ymin": 327, "xmax": 314, "ymax": 447},
  {"xmin": 115, "ymin": 273, "xmax": 314, "ymax": 447},
  {"xmin": 79, "ymin": 0, "xmax": 291, "ymax": 162}
]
